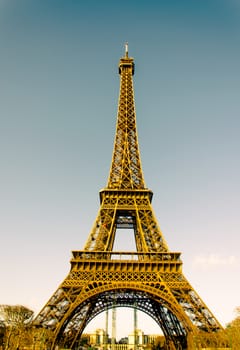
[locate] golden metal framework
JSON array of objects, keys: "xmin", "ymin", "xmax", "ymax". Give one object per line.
[{"xmin": 34, "ymin": 46, "xmax": 223, "ymax": 350}]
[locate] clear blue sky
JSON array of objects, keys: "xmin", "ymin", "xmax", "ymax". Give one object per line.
[{"xmin": 0, "ymin": 0, "xmax": 240, "ymax": 339}]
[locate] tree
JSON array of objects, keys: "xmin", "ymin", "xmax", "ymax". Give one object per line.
[
  {"xmin": 0, "ymin": 305, "xmax": 34, "ymax": 350},
  {"xmin": 226, "ymin": 306, "xmax": 240, "ymax": 349},
  {"xmin": 151, "ymin": 335, "xmax": 165, "ymax": 350},
  {"xmin": 0, "ymin": 320, "xmax": 5, "ymax": 349}
]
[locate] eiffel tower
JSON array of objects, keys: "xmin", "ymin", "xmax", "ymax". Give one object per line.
[{"xmin": 34, "ymin": 45, "xmax": 223, "ymax": 350}]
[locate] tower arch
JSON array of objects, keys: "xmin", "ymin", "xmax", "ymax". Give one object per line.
[{"xmin": 53, "ymin": 286, "xmax": 191, "ymax": 349}]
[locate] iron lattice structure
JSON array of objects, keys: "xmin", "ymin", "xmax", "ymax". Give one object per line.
[{"xmin": 34, "ymin": 47, "xmax": 223, "ymax": 350}]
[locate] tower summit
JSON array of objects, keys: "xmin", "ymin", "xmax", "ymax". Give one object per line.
[
  {"xmin": 108, "ymin": 42, "xmax": 142, "ymax": 190},
  {"xmin": 34, "ymin": 46, "xmax": 225, "ymax": 350}
]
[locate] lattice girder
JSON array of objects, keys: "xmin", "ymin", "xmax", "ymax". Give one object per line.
[
  {"xmin": 107, "ymin": 54, "xmax": 145, "ymax": 190},
  {"xmin": 84, "ymin": 189, "xmax": 169, "ymax": 252}
]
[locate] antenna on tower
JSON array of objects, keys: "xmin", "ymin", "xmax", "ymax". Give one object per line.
[{"xmin": 125, "ymin": 42, "xmax": 129, "ymax": 57}]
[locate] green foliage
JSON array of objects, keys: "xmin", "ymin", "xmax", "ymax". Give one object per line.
[
  {"xmin": 0, "ymin": 305, "xmax": 55, "ymax": 350},
  {"xmin": 151, "ymin": 335, "xmax": 165, "ymax": 350},
  {"xmin": 0, "ymin": 305, "xmax": 34, "ymax": 350},
  {"xmin": 0, "ymin": 305, "xmax": 34, "ymax": 326},
  {"xmin": 225, "ymin": 306, "xmax": 240, "ymax": 349}
]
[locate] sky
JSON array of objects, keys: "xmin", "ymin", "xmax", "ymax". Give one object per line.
[{"xmin": 0, "ymin": 0, "xmax": 240, "ymax": 340}]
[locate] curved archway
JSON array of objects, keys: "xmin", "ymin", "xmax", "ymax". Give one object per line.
[{"xmin": 54, "ymin": 285, "xmax": 193, "ymax": 350}]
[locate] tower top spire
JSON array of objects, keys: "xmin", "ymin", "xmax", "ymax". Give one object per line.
[
  {"xmin": 107, "ymin": 46, "xmax": 144, "ymax": 190},
  {"xmin": 125, "ymin": 42, "xmax": 129, "ymax": 57}
]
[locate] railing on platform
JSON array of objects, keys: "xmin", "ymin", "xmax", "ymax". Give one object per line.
[{"xmin": 71, "ymin": 251, "xmax": 181, "ymax": 262}]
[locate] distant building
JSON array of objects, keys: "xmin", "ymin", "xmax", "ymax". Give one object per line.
[
  {"xmin": 89, "ymin": 328, "xmax": 107, "ymax": 346},
  {"xmin": 82, "ymin": 329, "xmax": 163, "ymax": 350}
]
